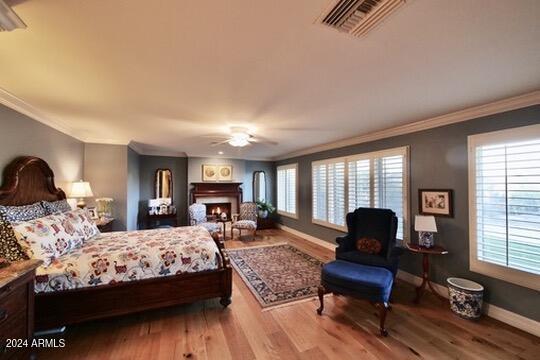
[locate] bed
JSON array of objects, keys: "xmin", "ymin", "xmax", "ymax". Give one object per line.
[{"xmin": 0, "ymin": 156, "xmax": 232, "ymax": 330}]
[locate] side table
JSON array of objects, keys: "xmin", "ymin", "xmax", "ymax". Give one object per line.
[
  {"xmin": 95, "ymin": 218, "xmax": 115, "ymax": 233},
  {"xmin": 216, "ymin": 218, "xmax": 231, "ymax": 240},
  {"xmin": 146, "ymin": 214, "xmax": 178, "ymax": 229},
  {"xmin": 0, "ymin": 259, "xmax": 43, "ymax": 359},
  {"xmin": 406, "ymin": 243, "xmax": 448, "ymax": 303}
]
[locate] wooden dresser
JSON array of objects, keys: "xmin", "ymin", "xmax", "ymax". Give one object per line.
[{"xmin": 0, "ymin": 260, "xmax": 42, "ymax": 359}]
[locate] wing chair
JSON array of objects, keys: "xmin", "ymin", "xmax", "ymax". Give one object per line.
[
  {"xmin": 316, "ymin": 207, "xmax": 404, "ymax": 336},
  {"xmin": 335, "ymin": 207, "xmax": 403, "ymax": 277},
  {"xmin": 188, "ymin": 203, "xmax": 221, "ymax": 235},
  {"xmin": 231, "ymin": 202, "xmax": 258, "ymax": 240}
]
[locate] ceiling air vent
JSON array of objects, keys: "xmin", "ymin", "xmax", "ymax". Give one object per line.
[{"xmin": 317, "ymin": 0, "xmax": 406, "ymax": 37}]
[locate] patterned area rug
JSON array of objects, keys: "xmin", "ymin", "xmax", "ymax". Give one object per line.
[{"xmin": 227, "ymin": 243, "xmax": 325, "ymax": 309}]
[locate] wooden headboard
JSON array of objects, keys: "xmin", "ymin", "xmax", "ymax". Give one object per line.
[{"xmin": 0, "ymin": 156, "xmax": 66, "ymax": 206}]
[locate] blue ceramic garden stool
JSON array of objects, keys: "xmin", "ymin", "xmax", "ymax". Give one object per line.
[{"xmin": 317, "ymin": 260, "xmax": 394, "ymax": 336}]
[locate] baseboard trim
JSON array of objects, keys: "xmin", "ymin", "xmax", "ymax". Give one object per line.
[
  {"xmin": 276, "ymin": 224, "xmax": 337, "ymax": 251},
  {"xmin": 277, "ymin": 223, "xmax": 540, "ymax": 337},
  {"xmin": 397, "ymin": 270, "xmax": 540, "ymax": 337}
]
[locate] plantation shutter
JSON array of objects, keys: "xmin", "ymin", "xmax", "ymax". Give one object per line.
[
  {"xmin": 286, "ymin": 168, "xmax": 297, "ymax": 215},
  {"xmin": 475, "ymin": 139, "xmax": 540, "ymax": 275},
  {"xmin": 348, "ymin": 159, "xmax": 371, "ymax": 212},
  {"xmin": 374, "ymin": 155, "xmax": 405, "ymax": 239},
  {"xmin": 277, "ymin": 164, "xmax": 297, "ymax": 216},
  {"xmin": 277, "ymin": 169, "xmax": 286, "ymax": 212},
  {"xmin": 312, "ymin": 163, "xmax": 327, "ymax": 221},
  {"xmin": 328, "ymin": 161, "xmax": 346, "ymax": 226}
]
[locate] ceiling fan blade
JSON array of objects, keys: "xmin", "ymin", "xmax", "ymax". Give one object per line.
[
  {"xmin": 210, "ymin": 139, "xmax": 230, "ymax": 147},
  {"xmin": 200, "ymin": 133, "xmax": 229, "ymax": 139},
  {"xmin": 250, "ymin": 136, "xmax": 278, "ymax": 145}
]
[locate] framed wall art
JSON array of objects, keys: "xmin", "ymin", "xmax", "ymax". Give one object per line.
[
  {"xmin": 418, "ymin": 189, "xmax": 454, "ymax": 217},
  {"xmin": 217, "ymin": 165, "xmax": 233, "ymax": 181},
  {"xmin": 202, "ymin": 165, "xmax": 218, "ymax": 182}
]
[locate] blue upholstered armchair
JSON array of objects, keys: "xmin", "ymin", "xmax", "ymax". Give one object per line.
[
  {"xmin": 335, "ymin": 207, "xmax": 404, "ymax": 278},
  {"xmin": 317, "ymin": 207, "xmax": 405, "ymax": 336}
]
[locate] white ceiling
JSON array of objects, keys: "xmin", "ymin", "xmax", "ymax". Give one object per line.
[{"xmin": 0, "ymin": 0, "xmax": 539, "ymax": 160}]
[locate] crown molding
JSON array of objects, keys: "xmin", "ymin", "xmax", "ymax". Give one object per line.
[
  {"xmin": 0, "ymin": 87, "xmax": 85, "ymax": 141},
  {"xmin": 273, "ymin": 90, "xmax": 540, "ymax": 161}
]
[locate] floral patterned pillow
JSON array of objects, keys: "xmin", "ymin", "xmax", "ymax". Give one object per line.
[
  {"xmin": 64, "ymin": 209, "xmax": 100, "ymax": 242},
  {"xmin": 42, "ymin": 200, "xmax": 73, "ymax": 215},
  {"xmin": 13, "ymin": 213, "xmax": 87, "ymax": 267},
  {"xmin": 0, "ymin": 202, "xmax": 47, "ymax": 223}
]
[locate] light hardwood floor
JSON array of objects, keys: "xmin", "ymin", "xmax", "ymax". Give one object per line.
[{"xmin": 37, "ymin": 229, "xmax": 539, "ymax": 360}]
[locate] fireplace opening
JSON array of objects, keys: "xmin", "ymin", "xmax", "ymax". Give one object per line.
[{"xmin": 205, "ymin": 202, "xmax": 232, "ymax": 220}]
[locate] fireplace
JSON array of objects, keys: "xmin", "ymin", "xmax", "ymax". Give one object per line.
[
  {"xmin": 206, "ymin": 202, "xmax": 232, "ymax": 219},
  {"xmin": 190, "ymin": 182, "xmax": 243, "ymax": 214}
]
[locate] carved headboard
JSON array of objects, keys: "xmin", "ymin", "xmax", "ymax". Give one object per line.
[{"xmin": 0, "ymin": 156, "xmax": 66, "ymax": 206}]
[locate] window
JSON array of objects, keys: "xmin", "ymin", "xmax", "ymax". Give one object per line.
[
  {"xmin": 469, "ymin": 124, "xmax": 540, "ymax": 290},
  {"xmin": 312, "ymin": 146, "xmax": 409, "ymax": 239},
  {"xmin": 312, "ymin": 159, "xmax": 346, "ymax": 229},
  {"xmin": 277, "ymin": 163, "xmax": 298, "ymax": 218}
]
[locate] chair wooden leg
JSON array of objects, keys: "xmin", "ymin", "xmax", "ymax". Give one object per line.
[
  {"xmin": 316, "ymin": 285, "xmax": 325, "ymax": 315},
  {"xmin": 378, "ymin": 302, "xmax": 389, "ymax": 337}
]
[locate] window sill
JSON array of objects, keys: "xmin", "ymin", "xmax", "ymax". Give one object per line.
[
  {"xmin": 470, "ymin": 258, "xmax": 540, "ymax": 291},
  {"xmin": 312, "ymin": 219, "xmax": 346, "ymax": 232},
  {"xmin": 278, "ymin": 211, "xmax": 298, "ymax": 220}
]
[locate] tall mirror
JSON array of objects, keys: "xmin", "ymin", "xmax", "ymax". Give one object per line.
[
  {"xmin": 155, "ymin": 169, "xmax": 173, "ymax": 201},
  {"xmin": 253, "ymin": 171, "xmax": 266, "ymax": 202}
]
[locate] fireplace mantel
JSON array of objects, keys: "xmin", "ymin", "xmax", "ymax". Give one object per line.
[{"xmin": 190, "ymin": 182, "xmax": 243, "ymax": 210}]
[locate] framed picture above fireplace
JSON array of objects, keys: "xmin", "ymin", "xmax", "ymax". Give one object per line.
[{"xmin": 202, "ymin": 164, "xmax": 233, "ymax": 182}]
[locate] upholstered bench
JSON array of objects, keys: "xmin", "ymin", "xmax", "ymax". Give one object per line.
[{"xmin": 317, "ymin": 260, "xmax": 394, "ymax": 336}]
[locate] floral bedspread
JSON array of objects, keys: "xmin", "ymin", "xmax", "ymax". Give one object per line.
[{"xmin": 34, "ymin": 226, "xmax": 221, "ymax": 294}]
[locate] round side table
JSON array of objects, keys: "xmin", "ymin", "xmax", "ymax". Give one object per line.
[{"xmin": 406, "ymin": 243, "xmax": 448, "ymax": 304}]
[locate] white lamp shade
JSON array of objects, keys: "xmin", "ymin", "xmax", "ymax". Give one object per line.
[
  {"xmin": 415, "ymin": 215, "xmax": 437, "ymax": 232},
  {"xmin": 70, "ymin": 181, "xmax": 94, "ymax": 198}
]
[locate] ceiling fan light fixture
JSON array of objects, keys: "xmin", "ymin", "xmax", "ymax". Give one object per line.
[
  {"xmin": 228, "ymin": 129, "xmax": 251, "ymax": 147},
  {"xmin": 228, "ymin": 138, "xmax": 249, "ymax": 147}
]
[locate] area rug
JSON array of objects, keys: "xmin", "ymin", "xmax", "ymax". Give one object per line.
[{"xmin": 226, "ymin": 243, "xmax": 325, "ymax": 309}]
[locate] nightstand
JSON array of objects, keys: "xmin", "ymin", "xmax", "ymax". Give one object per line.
[
  {"xmin": 405, "ymin": 243, "xmax": 448, "ymax": 303},
  {"xmin": 0, "ymin": 259, "xmax": 43, "ymax": 359},
  {"xmin": 96, "ymin": 218, "xmax": 115, "ymax": 233}
]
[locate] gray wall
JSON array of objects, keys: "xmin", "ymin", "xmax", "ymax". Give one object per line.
[
  {"xmin": 127, "ymin": 147, "xmax": 140, "ymax": 230},
  {"xmin": 244, "ymin": 160, "xmax": 276, "ymax": 205},
  {"xmin": 0, "ymin": 104, "xmax": 84, "ymax": 190},
  {"xmin": 276, "ymin": 105, "xmax": 540, "ymax": 320},
  {"xmin": 139, "ymin": 155, "xmax": 188, "ymax": 227},
  {"xmin": 84, "ymin": 144, "xmax": 128, "ymax": 231}
]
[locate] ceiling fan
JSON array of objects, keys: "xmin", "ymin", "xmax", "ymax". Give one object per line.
[{"xmin": 207, "ymin": 127, "xmax": 278, "ymax": 148}]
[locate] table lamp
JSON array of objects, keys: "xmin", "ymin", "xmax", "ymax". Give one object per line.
[
  {"xmin": 415, "ymin": 215, "xmax": 437, "ymax": 248},
  {"xmin": 70, "ymin": 180, "xmax": 94, "ymax": 208}
]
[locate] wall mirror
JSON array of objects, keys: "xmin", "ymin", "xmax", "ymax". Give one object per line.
[
  {"xmin": 253, "ymin": 171, "xmax": 266, "ymax": 202},
  {"xmin": 155, "ymin": 169, "xmax": 173, "ymax": 201}
]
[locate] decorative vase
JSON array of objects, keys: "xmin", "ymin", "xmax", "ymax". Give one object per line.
[
  {"xmin": 447, "ymin": 277, "xmax": 484, "ymax": 320},
  {"xmin": 220, "ymin": 212, "xmax": 228, "ymax": 221},
  {"xmin": 258, "ymin": 210, "xmax": 268, "ymax": 219},
  {"xmin": 418, "ymin": 231, "xmax": 434, "ymax": 248}
]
